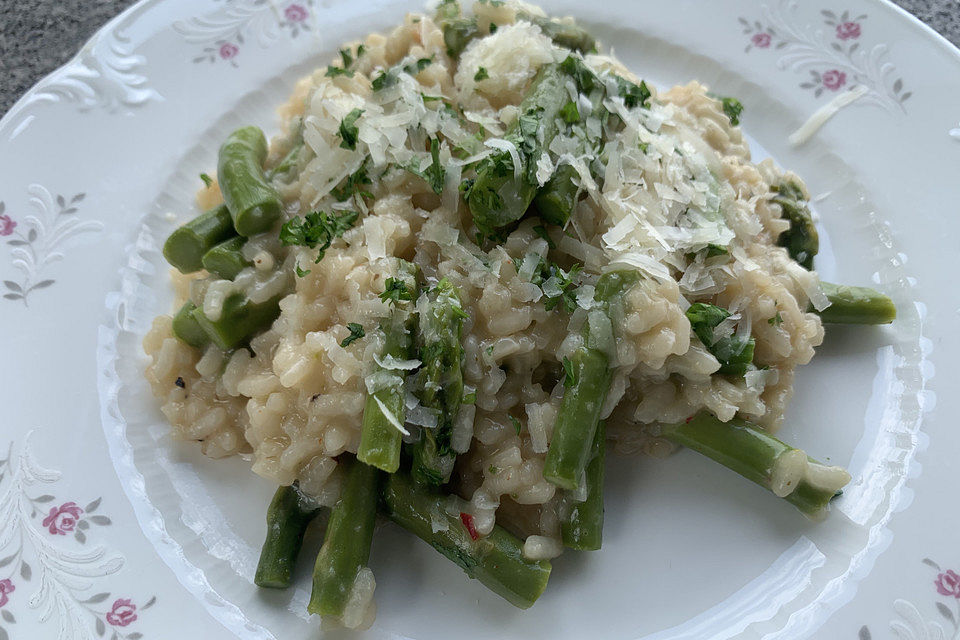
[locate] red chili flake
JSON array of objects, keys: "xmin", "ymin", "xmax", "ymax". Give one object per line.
[
  {"xmin": 460, "ymin": 512, "xmax": 479, "ymax": 541},
  {"xmin": 685, "ymin": 415, "xmax": 694, "ymax": 423}
]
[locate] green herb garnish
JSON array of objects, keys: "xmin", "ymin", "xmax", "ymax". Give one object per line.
[
  {"xmin": 331, "ymin": 160, "xmax": 373, "ymax": 202},
  {"xmin": 280, "ymin": 209, "xmax": 359, "ymax": 263},
  {"xmin": 615, "ymin": 76, "xmax": 652, "ymax": 109},
  {"xmin": 326, "ymin": 65, "xmax": 354, "ymax": 78},
  {"xmin": 685, "ymin": 302, "xmax": 755, "ymax": 376},
  {"xmin": 340, "ymin": 322, "xmax": 365, "ymax": 347},
  {"xmin": 720, "ymin": 97, "xmax": 744, "ymax": 125},
  {"xmin": 474, "ymin": 66, "xmax": 489, "ymax": 81},
  {"xmin": 199, "ymin": 173, "xmax": 213, "ymax": 187},
  {"xmin": 379, "ymin": 277, "xmax": 414, "ymax": 305},
  {"xmin": 338, "ymin": 108, "xmax": 363, "ymax": 150},
  {"xmin": 560, "ymin": 100, "xmax": 580, "ymax": 124},
  {"xmin": 402, "ymin": 137, "xmax": 446, "ymax": 194}
]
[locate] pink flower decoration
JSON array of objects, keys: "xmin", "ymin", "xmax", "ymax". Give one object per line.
[
  {"xmin": 219, "ymin": 43, "xmax": 239, "ymax": 60},
  {"xmin": 42, "ymin": 501, "xmax": 83, "ymax": 535},
  {"xmin": 822, "ymin": 69, "xmax": 847, "ymax": 91},
  {"xmin": 0, "ymin": 214, "xmax": 16, "ymax": 236},
  {"xmin": 284, "ymin": 4, "xmax": 308, "ymax": 22},
  {"xmin": 935, "ymin": 570, "xmax": 960, "ymax": 598},
  {"xmin": 836, "ymin": 21, "xmax": 861, "ymax": 40},
  {"xmin": 751, "ymin": 32, "xmax": 772, "ymax": 48},
  {"xmin": 0, "ymin": 579, "xmax": 14, "ymax": 608},
  {"xmin": 106, "ymin": 598, "xmax": 138, "ymax": 627}
]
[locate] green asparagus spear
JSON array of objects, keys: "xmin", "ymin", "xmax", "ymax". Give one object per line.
[
  {"xmin": 815, "ymin": 282, "xmax": 896, "ymax": 324},
  {"xmin": 532, "ymin": 58, "xmax": 608, "ymax": 226},
  {"xmin": 218, "ymin": 126, "xmax": 284, "ymax": 237},
  {"xmin": 255, "ymin": 484, "xmax": 323, "ymax": 589},
  {"xmin": 201, "ymin": 236, "xmax": 251, "ymax": 280},
  {"xmin": 381, "ymin": 473, "xmax": 552, "ymax": 609},
  {"xmin": 561, "ymin": 420, "xmax": 605, "ymax": 550},
  {"xmin": 517, "ymin": 13, "xmax": 596, "ymax": 53},
  {"xmin": 171, "ymin": 301, "xmax": 210, "ymax": 348},
  {"xmin": 308, "ymin": 457, "xmax": 380, "ymax": 618},
  {"xmin": 163, "ymin": 204, "xmax": 237, "ymax": 273},
  {"xmin": 685, "ymin": 302, "xmax": 755, "ymax": 376},
  {"xmin": 358, "ymin": 261, "xmax": 418, "ymax": 473},
  {"xmin": 772, "ymin": 181, "xmax": 818, "ymax": 270},
  {"xmin": 544, "ymin": 270, "xmax": 640, "ymax": 491},
  {"xmin": 191, "ymin": 292, "xmax": 283, "ymax": 350},
  {"xmin": 658, "ymin": 412, "xmax": 850, "ymax": 519},
  {"xmin": 412, "ymin": 279, "xmax": 467, "ymax": 486},
  {"xmin": 533, "ymin": 164, "xmax": 581, "ymax": 226},
  {"xmin": 466, "ymin": 63, "xmax": 569, "ymax": 235}
]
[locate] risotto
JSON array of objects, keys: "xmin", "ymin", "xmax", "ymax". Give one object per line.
[{"xmin": 143, "ymin": 0, "xmax": 895, "ymax": 628}]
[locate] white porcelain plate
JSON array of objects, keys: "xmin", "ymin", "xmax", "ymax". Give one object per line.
[{"xmin": 1, "ymin": 1, "xmax": 958, "ymax": 638}]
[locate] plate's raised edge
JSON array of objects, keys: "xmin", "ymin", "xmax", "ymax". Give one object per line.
[
  {"xmin": 874, "ymin": 0, "xmax": 960, "ymax": 60},
  {"xmin": 0, "ymin": 0, "xmax": 163, "ymax": 137}
]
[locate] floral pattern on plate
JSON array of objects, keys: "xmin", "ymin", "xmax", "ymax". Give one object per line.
[
  {"xmin": 2, "ymin": 184, "xmax": 103, "ymax": 307},
  {"xmin": 0, "ymin": 436, "xmax": 156, "ymax": 640},
  {"xmin": 739, "ymin": 1, "xmax": 912, "ymax": 112},
  {"xmin": 174, "ymin": 0, "xmax": 315, "ymax": 67},
  {"xmin": 859, "ymin": 558, "xmax": 960, "ymax": 640}
]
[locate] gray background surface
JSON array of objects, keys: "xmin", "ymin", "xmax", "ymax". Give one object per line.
[{"xmin": 1, "ymin": 0, "xmax": 958, "ymax": 115}]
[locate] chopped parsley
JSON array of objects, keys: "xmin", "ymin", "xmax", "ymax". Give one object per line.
[
  {"xmin": 509, "ymin": 415, "xmax": 522, "ymax": 435},
  {"xmin": 685, "ymin": 302, "xmax": 755, "ymax": 376},
  {"xmin": 531, "ymin": 261, "xmax": 582, "ymax": 313},
  {"xmin": 295, "ymin": 262, "xmax": 311, "ymax": 277},
  {"xmin": 338, "ymin": 108, "xmax": 363, "ymax": 150},
  {"xmin": 372, "ymin": 57, "xmax": 433, "ymax": 91},
  {"xmin": 559, "ymin": 55, "xmax": 598, "ymax": 93},
  {"xmin": 562, "ymin": 356, "xmax": 578, "ymax": 387},
  {"xmin": 325, "ymin": 66, "xmax": 354, "ymax": 78},
  {"xmin": 280, "ymin": 209, "xmax": 359, "ymax": 265},
  {"xmin": 340, "ymin": 322, "xmax": 365, "ymax": 347},
  {"xmin": 379, "ymin": 278, "xmax": 414, "ymax": 305},
  {"xmin": 720, "ymin": 97, "xmax": 744, "ymax": 125},
  {"xmin": 331, "ymin": 160, "xmax": 373, "ymax": 202},
  {"xmin": 532, "ymin": 225, "xmax": 556, "ymax": 249},
  {"xmin": 474, "ymin": 66, "xmax": 489, "ymax": 81},
  {"xmin": 462, "ymin": 390, "xmax": 477, "ymax": 405},
  {"xmin": 615, "ymin": 75, "xmax": 652, "ymax": 109},
  {"xmin": 488, "ymin": 465, "xmax": 500, "ymax": 474},
  {"xmin": 402, "ymin": 137, "xmax": 446, "ymax": 194},
  {"xmin": 489, "ymin": 22, "xmax": 498, "ymax": 33},
  {"xmin": 326, "ymin": 46, "xmax": 364, "ymax": 77},
  {"xmin": 560, "ymin": 100, "xmax": 580, "ymax": 124},
  {"xmin": 768, "ymin": 312, "xmax": 784, "ymax": 326},
  {"xmin": 199, "ymin": 173, "xmax": 213, "ymax": 187}
]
